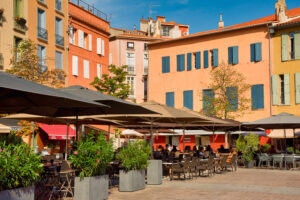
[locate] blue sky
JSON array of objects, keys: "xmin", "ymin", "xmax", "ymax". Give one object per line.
[{"xmin": 85, "ymin": 0, "xmax": 300, "ymax": 34}]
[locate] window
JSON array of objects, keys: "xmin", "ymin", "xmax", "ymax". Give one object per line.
[
  {"xmin": 295, "ymin": 73, "xmax": 300, "ymax": 104},
  {"xmin": 69, "ymin": 28, "xmax": 76, "ymax": 45},
  {"xmin": 183, "ymin": 90, "xmax": 193, "ymax": 110},
  {"xmin": 144, "ymin": 53, "xmax": 148, "ymax": 74},
  {"xmin": 102, "ymin": 39, "xmax": 105, "ymax": 56},
  {"xmin": 39, "ymin": 0, "xmax": 45, "ymax": 3},
  {"xmin": 177, "ymin": 54, "xmax": 185, "ymax": 72},
  {"xmin": 126, "ymin": 52, "xmax": 135, "ymax": 73},
  {"xmin": 97, "ymin": 64, "xmax": 102, "ymax": 78},
  {"xmin": 204, "ymin": 50, "xmax": 209, "ymax": 68},
  {"xmin": 127, "ymin": 76, "xmax": 135, "ymax": 97},
  {"xmin": 144, "ymin": 76, "xmax": 148, "ymax": 100},
  {"xmin": 210, "ymin": 48, "xmax": 218, "ymax": 67},
  {"xmin": 55, "ymin": 51, "xmax": 63, "ymax": 70},
  {"xmin": 162, "ymin": 56, "xmax": 170, "ymax": 73},
  {"xmin": 37, "ymin": 45, "xmax": 46, "ymax": 69},
  {"xmin": 109, "ymin": 53, "xmax": 112, "ymax": 65},
  {"xmin": 144, "ymin": 43, "xmax": 148, "ymax": 51},
  {"xmin": 14, "ymin": 37, "xmax": 22, "ymax": 61},
  {"xmin": 250, "ymin": 42, "xmax": 262, "ymax": 62},
  {"xmin": 282, "ymin": 32, "xmax": 300, "ymax": 61},
  {"xmin": 88, "ymin": 34, "xmax": 92, "ymax": 51},
  {"xmin": 55, "ymin": 17, "xmax": 63, "ymax": 46},
  {"xmin": 166, "ymin": 92, "xmax": 175, "ymax": 107},
  {"xmin": 228, "ymin": 46, "xmax": 239, "ymax": 65},
  {"xmin": 187, "ymin": 53, "xmax": 192, "ymax": 71},
  {"xmin": 202, "ymin": 89, "xmax": 214, "ymax": 114},
  {"xmin": 290, "ymin": 33, "xmax": 295, "ymax": 60},
  {"xmin": 55, "ymin": 0, "xmax": 62, "ymax": 11},
  {"xmin": 37, "ymin": 9, "xmax": 47, "ymax": 40},
  {"xmin": 194, "ymin": 52, "xmax": 201, "ymax": 69},
  {"xmin": 14, "ymin": 0, "xmax": 24, "ymax": 18},
  {"xmin": 272, "ymin": 74, "xmax": 290, "ymax": 105},
  {"xmin": 97, "ymin": 38, "xmax": 102, "ymax": 54},
  {"xmin": 226, "ymin": 87, "xmax": 238, "ymax": 111},
  {"xmin": 162, "ymin": 26, "xmax": 171, "ymax": 37},
  {"xmin": 83, "ymin": 60, "xmax": 89, "ymax": 79},
  {"xmin": 251, "ymin": 84, "xmax": 264, "ymax": 110},
  {"xmin": 83, "ymin": 33, "xmax": 88, "ymax": 49},
  {"xmin": 72, "ymin": 56, "xmax": 78, "ymax": 76},
  {"xmin": 127, "ymin": 42, "xmax": 134, "ymax": 49}
]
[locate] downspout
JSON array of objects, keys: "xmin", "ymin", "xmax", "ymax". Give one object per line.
[
  {"xmin": 268, "ymin": 24, "xmax": 273, "ymax": 116},
  {"xmin": 66, "ymin": 1, "xmax": 69, "ymax": 87}
]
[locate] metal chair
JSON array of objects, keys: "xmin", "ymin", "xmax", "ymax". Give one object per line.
[
  {"xmin": 284, "ymin": 154, "xmax": 296, "ymax": 169},
  {"xmin": 258, "ymin": 153, "xmax": 271, "ymax": 168},
  {"xmin": 272, "ymin": 154, "xmax": 284, "ymax": 169}
]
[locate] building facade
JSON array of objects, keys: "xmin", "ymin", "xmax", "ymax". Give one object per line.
[{"xmin": 68, "ymin": 0, "xmax": 110, "ymax": 89}]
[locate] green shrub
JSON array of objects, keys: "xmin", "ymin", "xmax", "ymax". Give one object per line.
[
  {"xmin": 117, "ymin": 140, "xmax": 151, "ymax": 171},
  {"xmin": 260, "ymin": 143, "xmax": 271, "ymax": 153},
  {"xmin": 286, "ymin": 146, "xmax": 300, "ymax": 154},
  {"xmin": 0, "ymin": 143, "xmax": 43, "ymax": 191},
  {"xmin": 69, "ymin": 133, "xmax": 114, "ymax": 179},
  {"xmin": 0, "ymin": 132, "xmax": 23, "ymax": 147},
  {"xmin": 236, "ymin": 133, "xmax": 259, "ymax": 162}
]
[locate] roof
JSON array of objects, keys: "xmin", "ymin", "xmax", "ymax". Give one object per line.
[
  {"xmin": 110, "ymin": 27, "xmax": 147, "ymax": 34},
  {"xmin": 161, "ymin": 21, "xmax": 189, "ymax": 27},
  {"xmin": 148, "ymin": 7, "xmax": 300, "ymax": 46},
  {"xmin": 274, "ymin": 16, "xmax": 300, "ymax": 27}
]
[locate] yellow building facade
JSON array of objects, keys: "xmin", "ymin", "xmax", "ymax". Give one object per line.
[{"xmin": 271, "ymin": 19, "xmax": 300, "ymax": 116}]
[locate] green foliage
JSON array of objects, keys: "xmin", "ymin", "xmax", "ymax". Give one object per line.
[
  {"xmin": 0, "ymin": 132, "xmax": 23, "ymax": 147},
  {"xmin": 69, "ymin": 133, "xmax": 114, "ymax": 179},
  {"xmin": 90, "ymin": 64, "xmax": 130, "ymax": 99},
  {"xmin": 260, "ymin": 143, "xmax": 271, "ymax": 153},
  {"xmin": 117, "ymin": 140, "xmax": 151, "ymax": 171},
  {"xmin": 236, "ymin": 133, "xmax": 259, "ymax": 162},
  {"xmin": 0, "ymin": 143, "xmax": 43, "ymax": 190},
  {"xmin": 286, "ymin": 147, "xmax": 300, "ymax": 154}
]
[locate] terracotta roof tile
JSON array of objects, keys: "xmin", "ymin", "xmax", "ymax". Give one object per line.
[{"xmin": 276, "ymin": 16, "xmax": 300, "ymax": 26}]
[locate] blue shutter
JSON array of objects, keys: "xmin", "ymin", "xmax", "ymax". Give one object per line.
[
  {"xmin": 177, "ymin": 55, "xmax": 180, "ymax": 71},
  {"xmin": 204, "ymin": 50, "xmax": 209, "ymax": 68},
  {"xmin": 255, "ymin": 43, "xmax": 262, "ymax": 62},
  {"xmin": 251, "ymin": 84, "xmax": 264, "ymax": 110},
  {"xmin": 166, "ymin": 56, "xmax": 170, "ymax": 73},
  {"xmin": 162, "ymin": 57, "xmax": 165, "ymax": 73},
  {"xmin": 166, "ymin": 92, "xmax": 175, "ymax": 107},
  {"xmin": 228, "ymin": 47, "xmax": 233, "ymax": 65},
  {"xmin": 181, "ymin": 54, "xmax": 185, "ymax": 71},
  {"xmin": 213, "ymin": 49, "xmax": 218, "ymax": 67},
  {"xmin": 183, "ymin": 90, "xmax": 193, "ymax": 110},
  {"xmin": 187, "ymin": 53, "xmax": 192, "ymax": 71},
  {"xmin": 233, "ymin": 46, "xmax": 239, "ymax": 64},
  {"xmin": 250, "ymin": 43, "xmax": 255, "ymax": 62},
  {"xmin": 203, "ymin": 89, "xmax": 214, "ymax": 113},
  {"xmin": 226, "ymin": 87, "xmax": 238, "ymax": 111},
  {"xmin": 195, "ymin": 52, "xmax": 201, "ymax": 69}
]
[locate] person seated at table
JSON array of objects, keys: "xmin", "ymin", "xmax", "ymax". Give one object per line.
[
  {"xmin": 218, "ymin": 145, "xmax": 225, "ymax": 153},
  {"xmin": 172, "ymin": 146, "xmax": 177, "ymax": 153},
  {"xmin": 268, "ymin": 145, "xmax": 277, "ymax": 154},
  {"xmin": 192, "ymin": 146, "xmax": 198, "ymax": 157},
  {"xmin": 185, "ymin": 146, "xmax": 191, "ymax": 152},
  {"xmin": 154, "ymin": 147, "xmax": 161, "ymax": 159},
  {"xmin": 165, "ymin": 144, "xmax": 169, "ymax": 152}
]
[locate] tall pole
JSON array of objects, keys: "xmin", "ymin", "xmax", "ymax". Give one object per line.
[
  {"xmin": 150, "ymin": 121, "xmax": 154, "ymax": 158},
  {"xmin": 183, "ymin": 128, "xmax": 185, "ymax": 152},
  {"xmin": 284, "ymin": 128, "xmax": 287, "ymax": 152},
  {"xmin": 293, "ymin": 128, "xmax": 296, "ymax": 154},
  {"xmin": 108, "ymin": 125, "xmax": 111, "ymax": 140},
  {"xmin": 65, "ymin": 123, "xmax": 70, "ymax": 160},
  {"xmin": 75, "ymin": 114, "xmax": 79, "ymax": 141},
  {"xmin": 212, "ymin": 126, "xmax": 215, "ymax": 153}
]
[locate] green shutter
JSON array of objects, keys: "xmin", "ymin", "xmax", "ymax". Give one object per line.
[
  {"xmin": 213, "ymin": 48, "xmax": 218, "ymax": 67},
  {"xmin": 284, "ymin": 73, "xmax": 290, "ymax": 105},
  {"xmin": 295, "ymin": 73, "xmax": 300, "ymax": 104},
  {"xmin": 295, "ymin": 31, "xmax": 300, "ymax": 60},
  {"xmin": 162, "ymin": 57, "xmax": 165, "ymax": 73},
  {"xmin": 255, "ymin": 43, "xmax": 262, "ymax": 62},
  {"xmin": 204, "ymin": 50, "xmax": 209, "ymax": 68},
  {"xmin": 177, "ymin": 55, "xmax": 180, "ymax": 72},
  {"xmin": 250, "ymin": 44, "xmax": 255, "ymax": 62},
  {"xmin": 181, "ymin": 54, "xmax": 185, "ymax": 71},
  {"xmin": 282, "ymin": 33, "xmax": 289, "ymax": 61},
  {"xmin": 195, "ymin": 52, "xmax": 201, "ymax": 69},
  {"xmin": 228, "ymin": 47, "xmax": 233, "ymax": 65},
  {"xmin": 272, "ymin": 75, "xmax": 279, "ymax": 105},
  {"xmin": 233, "ymin": 46, "xmax": 239, "ymax": 64},
  {"xmin": 166, "ymin": 56, "xmax": 170, "ymax": 73},
  {"xmin": 187, "ymin": 53, "xmax": 192, "ymax": 71}
]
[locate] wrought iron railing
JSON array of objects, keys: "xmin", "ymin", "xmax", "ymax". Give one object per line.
[
  {"xmin": 55, "ymin": 34, "xmax": 64, "ymax": 47},
  {"xmin": 69, "ymin": 0, "xmax": 108, "ymax": 21},
  {"xmin": 37, "ymin": 27, "xmax": 48, "ymax": 40},
  {"xmin": 55, "ymin": 0, "xmax": 62, "ymax": 11}
]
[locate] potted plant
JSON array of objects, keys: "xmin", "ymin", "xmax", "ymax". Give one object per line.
[
  {"xmin": 15, "ymin": 16, "xmax": 26, "ymax": 25},
  {"xmin": 236, "ymin": 133, "xmax": 259, "ymax": 168},
  {"xmin": 69, "ymin": 133, "xmax": 114, "ymax": 200},
  {"xmin": 117, "ymin": 140, "xmax": 151, "ymax": 192},
  {"xmin": 260, "ymin": 143, "xmax": 271, "ymax": 153},
  {"xmin": 0, "ymin": 137, "xmax": 43, "ymax": 200}
]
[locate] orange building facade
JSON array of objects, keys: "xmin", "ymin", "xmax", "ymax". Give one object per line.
[{"xmin": 68, "ymin": 1, "xmax": 110, "ymax": 89}]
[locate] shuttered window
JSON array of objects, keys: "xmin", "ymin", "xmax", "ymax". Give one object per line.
[
  {"xmin": 272, "ymin": 74, "xmax": 290, "ymax": 105},
  {"xmin": 226, "ymin": 87, "xmax": 238, "ymax": 111},
  {"xmin": 272, "ymin": 75, "xmax": 279, "ymax": 105},
  {"xmin": 177, "ymin": 54, "xmax": 185, "ymax": 72},
  {"xmin": 78, "ymin": 30, "xmax": 84, "ymax": 48},
  {"xmin": 250, "ymin": 42, "xmax": 262, "ymax": 62},
  {"xmin": 97, "ymin": 64, "xmax": 102, "ymax": 78},
  {"xmin": 284, "ymin": 73, "xmax": 290, "ymax": 105},
  {"xmin": 187, "ymin": 53, "xmax": 192, "ymax": 71},
  {"xmin": 88, "ymin": 34, "xmax": 92, "ymax": 51},
  {"xmin": 195, "ymin": 52, "xmax": 201, "ymax": 69},
  {"xmin": 204, "ymin": 50, "xmax": 209, "ymax": 68},
  {"xmin": 102, "ymin": 39, "xmax": 105, "ymax": 56},
  {"xmin": 83, "ymin": 60, "xmax": 89, "ymax": 79},
  {"xmin": 166, "ymin": 92, "xmax": 175, "ymax": 108},
  {"xmin": 228, "ymin": 46, "xmax": 239, "ymax": 65},
  {"xmin": 295, "ymin": 31, "xmax": 300, "ymax": 60},
  {"xmin": 162, "ymin": 56, "xmax": 170, "ymax": 73},
  {"xmin": 282, "ymin": 33, "xmax": 289, "ymax": 61},
  {"xmin": 295, "ymin": 73, "xmax": 300, "ymax": 104},
  {"xmin": 72, "ymin": 56, "xmax": 78, "ymax": 76},
  {"xmin": 203, "ymin": 89, "xmax": 214, "ymax": 114},
  {"xmin": 55, "ymin": 51, "xmax": 63, "ymax": 70},
  {"xmin": 97, "ymin": 38, "xmax": 102, "ymax": 55},
  {"xmin": 183, "ymin": 90, "xmax": 193, "ymax": 110},
  {"xmin": 212, "ymin": 48, "xmax": 219, "ymax": 67},
  {"xmin": 251, "ymin": 84, "xmax": 264, "ymax": 110}
]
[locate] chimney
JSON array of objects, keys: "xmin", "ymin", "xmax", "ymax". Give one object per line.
[
  {"xmin": 218, "ymin": 13, "xmax": 224, "ymax": 29},
  {"xmin": 133, "ymin": 24, "xmax": 136, "ymax": 30},
  {"xmin": 275, "ymin": 0, "xmax": 288, "ymax": 22}
]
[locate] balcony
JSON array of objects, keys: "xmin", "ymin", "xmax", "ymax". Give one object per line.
[
  {"xmin": 55, "ymin": 34, "xmax": 64, "ymax": 47},
  {"xmin": 14, "ymin": 17, "xmax": 27, "ymax": 33},
  {"xmin": 127, "ymin": 66, "xmax": 135, "ymax": 74},
  {"xmin": 37, "ymin": 27, "xmax": 48, "ymax": 41}
]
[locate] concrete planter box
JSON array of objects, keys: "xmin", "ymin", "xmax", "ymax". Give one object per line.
[
  {"xmin": 74, "ymin": 175, "xmax": 109, "ymax": 200},
  {"xmin": 0, "ymin": 186, "xmax": 34, "ymax": 200},
  {"xmin": 245, "ymin": 160, "xmax": 255, "ymax": 168},
  {"xmin": 119, "ymin": 169, "xmax": 145, "ymax": 192},
  {"xmin": 147, "ymin": 160, "xmax": 162, "ymax": 185}
]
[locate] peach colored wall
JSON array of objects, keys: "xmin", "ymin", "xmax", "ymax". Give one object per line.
[
  {"xmin": 68, "ymin": 2, "xmax": 109, "ymax": 90},
  {"xmin": 148, "ymin": 26, "xmax": 271, "ymax": 122},
  {"xmin": 109, "ymin": 38, "xmax": 148, "ymax": 103}
]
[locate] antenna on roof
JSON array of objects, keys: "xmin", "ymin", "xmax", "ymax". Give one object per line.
[{"xmin": 149, "ymin": 3, "xmax": 160, "ymax": 17}]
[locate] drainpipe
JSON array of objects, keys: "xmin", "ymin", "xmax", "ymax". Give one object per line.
[
  {"xmin": 268, "ymin": 25, "xmax": 273, "ymax": 116},
  {"xmin": 66, "ymin": 1, "xmax": 69, "ymax": 87}
]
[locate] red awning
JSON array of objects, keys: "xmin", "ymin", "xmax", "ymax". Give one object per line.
[{"xmin": 38, "ymin": 123, "xmax": 76, "ymax": 140}]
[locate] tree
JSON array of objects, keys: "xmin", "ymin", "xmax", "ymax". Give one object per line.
[
  {"xmin": 90, "ymin": 64, "xmax": 130, "ymax": 99},
  {"xmin": 201, "ymin": 62, "xmax": 251, "ymax": 119}
]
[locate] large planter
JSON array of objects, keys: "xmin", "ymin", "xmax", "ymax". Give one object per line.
[
  {"xmin": 119, "ymin": 169, "xmax": 145, "ymax": 192},
  {"xmin": 147, "ymin": 160, "xmax": 162, "ymax": 185},
  {"xmin": 245, "ymin": 160, "xmax": 255, "ymax": 168},
  {"xmin": 0, "ymin": 186, "xmax": 34, "ymax": 200},
  {"xmin": 74, "ymin": 175, "xmax": 108, "ymax": 200}
]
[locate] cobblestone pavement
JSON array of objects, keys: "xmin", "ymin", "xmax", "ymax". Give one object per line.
[{"xmin": 108, "ymin": 168, "xmax": 300, "ymax": 200}]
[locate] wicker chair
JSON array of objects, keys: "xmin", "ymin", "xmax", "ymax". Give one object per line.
[
  {"xmin": 171, "ymin": 161, "xmax": 190, "ymax": 180},
  {"xmin": 226, "ymin": 154, "xmax": 237, "ymax": 171}
]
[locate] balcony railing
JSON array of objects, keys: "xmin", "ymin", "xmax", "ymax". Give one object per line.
[
  {"xmin": 55, "ymin": 0, "xmax": 62, "ymax": 11},
  {"xmin": 144, "ymin": 66, "xmax": 148, "ymax": 75},
  {"xmin": 14, "ymin": 17, "xmax": 27, "ymax": 33},
  {"xmin": 55, "ymin": 34, "xmax": 64, "ymax": 47},
  {"xmin": 37, "ymin": 27, "xmax": 48, "ymax": 41},
  {"xmin": 127, "ymin": 66, "xmax": 135, "ymax": 74},
  {"xmin": 69, "ymin": 0, "xmax": 108, "ymax": 21}
]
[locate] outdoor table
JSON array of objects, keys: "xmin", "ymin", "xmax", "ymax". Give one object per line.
[
  {"xmin": 43, "ymin": 162, "xmax": 60, "ymax": 167},
  {"xmin": 163, "ymin": 162, "xmax": 173, "ymax": 178}
]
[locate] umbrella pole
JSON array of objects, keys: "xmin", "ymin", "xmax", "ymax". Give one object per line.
[
  {"xmin": 150, "ymin": 121, "xmax": 154, "ymax": 158},
  {"xmin": 75, "ymin": 114, "xmax": 79, "ymax": 141},
  {"xmin": 212, "ymin": 126, "xmax": 215, "ymax": 153},
  {"xmin": 183, "ymin": 124, "xmax": 186, "ymax": 152},
  {"xmin": 65, "ymin": 123, "xmax": 70, "ymax": 160},
  {"xmin": 284, "ymin": 128, "xmax": 286, "ymax": 152},
  {"xmin": 293, "ymin": 128, "xmax": 296, "ymax": 154},
  {"xmin": 108, "ymin": 125, "xmax": 111, "ymax": 140}
]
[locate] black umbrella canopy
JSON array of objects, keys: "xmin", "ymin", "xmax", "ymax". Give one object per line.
[
  {"xmin": 243, "ymin": 112, "xmax": 300, "ymax": 129},
  {"xmin": 0, "ymin": 71, "xmax": 109, "ymax": 116},
  {"xmin": 60, "ymin": 85, "xmax": 157, "ymax": 115}
]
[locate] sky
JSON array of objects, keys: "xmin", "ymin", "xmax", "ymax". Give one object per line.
[{"xmin": 85, "ymin": 0, "xmax": 300, "ymax": 34}]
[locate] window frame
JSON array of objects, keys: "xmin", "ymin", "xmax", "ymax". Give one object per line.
[{"xmin": 127, "ymin": 42, "xmax": 134, "ymax": 49}]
